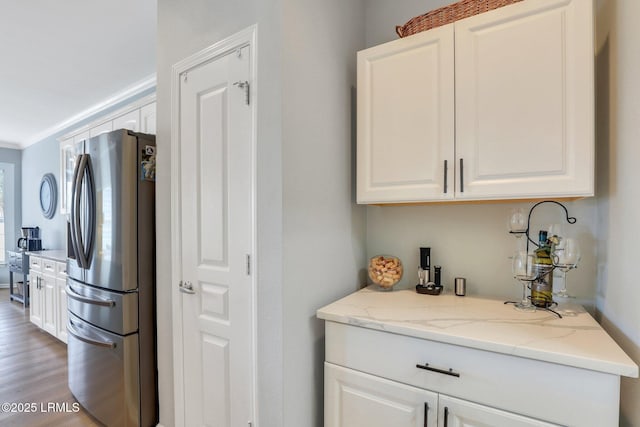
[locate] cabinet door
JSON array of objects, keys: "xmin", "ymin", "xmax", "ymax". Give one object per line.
[
  {"xmin": 439, "ymin": 395, "xmax": 559, "ymax": 427},
  {"xmin": 56, "ymin": 277, "xmax": 68, "ymax": 343},
  {"xmin": 29, "ymin": 272, "xmax": 42, "ymax": 328},
  {"xmin": 454, "ymin": 0, "xmax": 593, "ymax": 200},
  {"xmin": 113, "ymin": 109, "xmax": 140, "ymax": 132},
  {"xmin": 89, "ymin": 121, "xmax": 113, "ymax": 138},
  {"xmin": 326, "ymin": 363, "xmax": 438, "ymax": 427},
  {"xmin": 59, "ymin": 138, "xmax": 75, "ymax": 214},
  {"xmin": 42, "ymin": 274, "xmax": 57, "ymax": 336},
  {"xmin": 140, "ymin": 102, "xmax": 156, "ymax": 134},
  {"xmin": 357, "ymin": 24, "xmax": 455, "ymax": 203}
]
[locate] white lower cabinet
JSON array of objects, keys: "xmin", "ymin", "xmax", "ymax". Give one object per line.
[
  {"xmin": 438, "ymin": 395, "xmax": 557, "ymax": 427},
  {"xmin": 29, "ymin": 256, "xmax": 68, "ymax": 343},
  {"xmin": 326, "ymin": 363, "xmax": 438, "ymax": 427},
  {"xmin": 325, "ymin": 363, "xmax": 555, "ymax": 427},
  {"xmin": 55, "ymin": 263, "xmax": 68, "ymax": 343},
  {"xmin": 324, "ymin": 321, "xmax": 620, "ymax": 426},
  {"xmin": 29, "ymin": 270, "xmax": 43, "ymax": 328},
  {"xmin": 41, "ymin": 274, "xmax": 57, "ymax": 336}
]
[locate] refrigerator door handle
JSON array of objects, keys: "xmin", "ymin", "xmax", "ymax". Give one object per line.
[
  {"xmin": 73, "ymin": 154, "xmax": 89, "ymax": 269},
  {"xmin": 83, "ymin": 155, "xmax": 96, "ymax": 268},
  {"xmin": 69, "ymin": 153, "xmax": 84, "ymax": 268},
  {"xmin": 66, "ymin": 284, "xmax": 116, "ymax": 307},
  {"xmin": 67, "ymin": 319, "xmax": 116, "ymax": 349}
]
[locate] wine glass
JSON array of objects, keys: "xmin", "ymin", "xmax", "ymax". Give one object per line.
[
  {"xmin": 511, "ymin": 251, "xmax": 536, "ymax": 312},
  {"xmin": 552, "ymin": 237, "xmax": 581, "ymax": 298},
  {"xmin": 548, "ymin": 223, "xmax": 564, "ymax": 243},
  {"xmin": 507, "ymin": 208, "xmax": 527, "ymax": 237}
]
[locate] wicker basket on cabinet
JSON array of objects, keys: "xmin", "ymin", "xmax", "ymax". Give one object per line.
[{"xmin": 396, "ymin": 0, "xmax": 523, "ymax": 38}]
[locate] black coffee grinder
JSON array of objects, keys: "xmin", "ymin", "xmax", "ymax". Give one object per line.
[{"xmin": 17, "ymin": 226, "xmax": 42, "ymax": 251}]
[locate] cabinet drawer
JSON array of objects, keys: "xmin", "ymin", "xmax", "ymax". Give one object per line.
[
  {"xmin": 325, "ymin": 321, "xmax": 618, "ymax": 426},
  {"xmin": 42, "ymin": 259, "xmax": 56, "ymax": 275},
  {"xmin": 56, "ymin": 262, "xmax": 68, "ymax": 277},
  {"xmin": 29, "ymin": 257, "xmax": 42, "ymax": 271}
]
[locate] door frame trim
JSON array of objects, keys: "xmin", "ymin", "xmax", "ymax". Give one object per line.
[{"xmin": 170, "ymin": 24, "xmax": 258, "ymax": 427}]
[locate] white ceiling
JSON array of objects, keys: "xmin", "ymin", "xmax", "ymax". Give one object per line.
[{"xmin": 0, "ymin": 0, "xmax": 156, "ymax": 148}]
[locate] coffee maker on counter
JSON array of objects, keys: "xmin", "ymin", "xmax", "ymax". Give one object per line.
[{"xmin": 17, "ymin": 226, "xmax": 42, "ymax": 251}]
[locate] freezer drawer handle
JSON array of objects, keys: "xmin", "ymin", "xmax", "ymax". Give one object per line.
[
  {"xmin": 67, "ymin": 320, "xmax": 116, "ymax": 349},
  {"xmin": 66, "ymin": 285, "xmax": 116, "ymax": 307}
]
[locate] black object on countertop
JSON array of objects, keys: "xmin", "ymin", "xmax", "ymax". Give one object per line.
[
  {"xmin": 416, "ymin": 283, "xmax": 442, "ymax": 295},
  {"xmin": 420, "ymin": 247, "xmax": 431, "ymax": 270}
]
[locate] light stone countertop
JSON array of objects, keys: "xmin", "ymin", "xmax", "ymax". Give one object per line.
[
  {"xmin": 26, "ymin": 250, "xmax": 68, "ymax": 263},
  {"xmin": 317, "ymin": 286, "xmax": 639, "ymax": 378}
]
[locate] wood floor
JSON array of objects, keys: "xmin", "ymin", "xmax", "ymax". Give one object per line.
[{"xmin": 0, "ymin": 289, "xmax": 102, "ymax": 426}]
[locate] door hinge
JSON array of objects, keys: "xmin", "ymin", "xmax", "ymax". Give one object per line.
[
  {"xmin": 233, "ymin": 80, "xmax": 250, "ymax": 105},
  {"xmin": 246, "ymin": 254, "xmax": 251, "ymax": 276}
]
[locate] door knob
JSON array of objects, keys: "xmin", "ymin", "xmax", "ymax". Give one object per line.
[{"xmin": 179, "ymin": 280, "xmax": 196, "ymax": 295}]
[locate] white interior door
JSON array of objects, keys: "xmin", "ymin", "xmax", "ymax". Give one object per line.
[{"xmin": 177, "ymin": 40, "xmax": 255, "ymax": 427}]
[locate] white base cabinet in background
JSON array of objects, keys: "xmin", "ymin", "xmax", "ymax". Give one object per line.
[
  {"xmin": 55, "ymin": 263, "xmax": 68, "ymax": 343},
  {"xmin": 29, "ymin": 256, "xmax": 68, "ymax": 344},
  {"xmin": 29, "ymin": 270, "xmax": 43, "ymax": 328}
]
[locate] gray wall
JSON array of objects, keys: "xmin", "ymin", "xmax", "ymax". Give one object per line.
[
  {"xmin": 594, "ymin": 1, "xmax": 640, "ymax": 425},
  {"xmin": 0, "ymin": 148, "xmax": 22, "ymax": 284},
  {"xmin": 282, "ymin": 0, "xmax": 366, "ymax": 426},
  {"xmin": 21, "ymin": 139, "xmax": 67, "ymax": 249}
]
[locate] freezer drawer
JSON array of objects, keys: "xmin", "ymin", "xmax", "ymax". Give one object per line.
[
  {"xmin": 67, "ymin": 277, "xmax": 138, "ymax": 335},
  {"xmin": 67, "ymin": 312, "xmax": 140, "ymax": 427}
]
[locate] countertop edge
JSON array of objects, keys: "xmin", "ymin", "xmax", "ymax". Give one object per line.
[
  {"xmin": 317, "ymin": 310, "xmax": 639, "ymax": 378},
  {"xmin": 25, "ymin": 250, "xmax": 67, "ymax": 263}
]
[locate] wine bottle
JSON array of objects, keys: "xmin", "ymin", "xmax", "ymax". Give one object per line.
[{"xmin": 531, "ymin": 230, "xmax": 554, "ymax": 307}]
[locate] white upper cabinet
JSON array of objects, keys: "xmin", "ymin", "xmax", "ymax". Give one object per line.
[
  {"xmin": 89, "ymin": 121, "xmax": 113, "ymax": 138},
  {"xmin": 357, "ymin": 0, "xmax": 594, "ymax": 204},
  {"xmin": 357, "ymin": 24, "xmax": 454, "ymax": 203},
  {"xmin": 113, "ymin": 109, "xmax": 141, "ymax": 132},
  {"xmin": 454, "ymin": 0, "xmax": 594, "ymax": 200},
  {"xmin": 140, "ymin": 102, "xmax": 156, "ymax": 134},
  {"xmin": 59, "ymin": 96, "xmax": 156, "ymax": 215}
]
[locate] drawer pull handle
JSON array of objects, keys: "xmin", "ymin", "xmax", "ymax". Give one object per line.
[
  {"xmin": 416, "ymin": 363, "xmax": 460, "ymax": 378},
  {"xmin": 444, "ymin": 406, "xmax": 449, "ymax": 427}
]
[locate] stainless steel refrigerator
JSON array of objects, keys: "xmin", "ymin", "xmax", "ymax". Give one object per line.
[{"xmin": 66, "ymin": 129, "xmax": 157, "ymax": 427}]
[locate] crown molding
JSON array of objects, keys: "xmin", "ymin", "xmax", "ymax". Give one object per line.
[
  {"xmin": 0, "ymin": 141, "xmax": 22, "ymax": 150},
  {"xmin": 20, "ymin": 73, "xmax": 156, "ymax": 149}
]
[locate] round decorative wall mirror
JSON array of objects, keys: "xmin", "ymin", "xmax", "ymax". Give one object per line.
[{"xmin": 39, "ymin": 173, "xmax": 57, "ymax": 219}]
